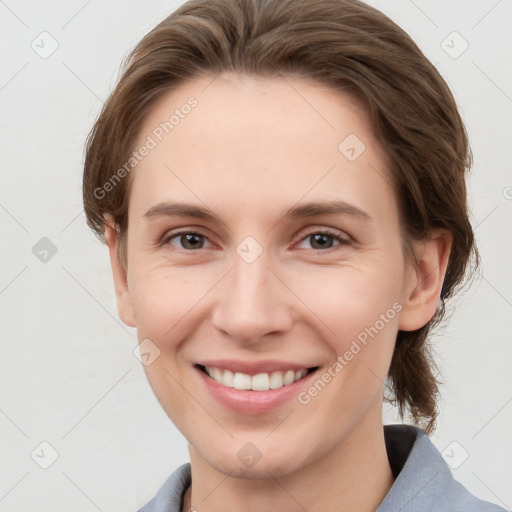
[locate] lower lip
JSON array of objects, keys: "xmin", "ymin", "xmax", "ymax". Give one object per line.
[{"xmin": 195, "ymin": 366, "xmax": 319, "ymax": 415}]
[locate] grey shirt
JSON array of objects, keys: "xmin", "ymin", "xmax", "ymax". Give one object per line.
[{"xmin": 138, "ymin": 424, "xmax": 506, "ymax": 512}]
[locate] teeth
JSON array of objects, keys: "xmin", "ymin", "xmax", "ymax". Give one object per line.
[
  {"xmin": 252, "ymin": 373, "xmax": 270, "ymax": 391},
  {"xmin": 285, "ymin": 370, "xmax": 296, "ymax": 385},
  {"xmin": 233, "ymin": 372, "xmax": 252, "ymax": 390},
  {"xmin": 222, "ymin": 369, "xmax": 234, "ymax": 387},
  {"xmin": 269, "ymin": 371, "xmax": 283, "ymax": 389},
  {"xmin": 204, "ymin": 366, "xmax": 308, "ymax": 391}
]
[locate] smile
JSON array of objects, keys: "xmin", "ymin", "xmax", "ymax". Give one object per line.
[{"xmin": 199, "ymin": 365, "xmax": 316, "ymax": 391}]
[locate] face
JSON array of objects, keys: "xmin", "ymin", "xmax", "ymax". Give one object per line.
[{"xmin": 107, "ymin": 73, "xmax": 445, "ymax": 479}]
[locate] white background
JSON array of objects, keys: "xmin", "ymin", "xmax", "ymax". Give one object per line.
[{"xmin": 0, "ymin": 0, "xmax": 511, "ymax": 510}]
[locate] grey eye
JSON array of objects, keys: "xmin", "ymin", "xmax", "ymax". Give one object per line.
[
  {"xmin": 297, "ymin": 233, "xmax": 341, "ymax": 250},
  {"xmin": 168, "ymin": 232, "xmax": 212, "ymax": 250}
]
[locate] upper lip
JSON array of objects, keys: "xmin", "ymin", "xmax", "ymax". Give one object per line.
[{"xmin": 196, "ymin": 359, "xmax": 319, "ymax": 376}]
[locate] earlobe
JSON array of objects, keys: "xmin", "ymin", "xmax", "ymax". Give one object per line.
[
  {"xmin": 104, "ymin": 216, "xmax": 136, "ymax": 328},
  {"xmin": 398, "ymin": 230, "xmax": 452, "ymax": 332}
]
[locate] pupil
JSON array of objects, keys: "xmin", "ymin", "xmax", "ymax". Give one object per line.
[
  {"xmin": 182, "ymin": 234, "xmax": 203, "ymax": 249},
  {"xmin": 311, "ymin": 233, "xmax": 332, "ymax": 249}
]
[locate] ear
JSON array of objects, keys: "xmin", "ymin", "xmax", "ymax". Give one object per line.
[
  {"xmin": 104, "ymin": 216, "xmax": 136, "ymax": 328},
  {"xmin": 398, "ymin": 229, "xmax": 452, "ymax": 332}
]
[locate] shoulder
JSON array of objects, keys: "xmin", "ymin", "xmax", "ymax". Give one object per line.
[
  {"xmin": 378, "ymin": 424, "xmax": 507, "ymax": 512},
  {"xmin": 137, "ymin": 463, "xmax": 191, "ymax": 512}
]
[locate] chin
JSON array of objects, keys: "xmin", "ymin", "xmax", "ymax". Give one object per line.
[
  {"xmin": 198, "ymin": 439, "xmax": 313, "ymax": 480},
  {"xmin": 212, "ymin": 457, "xmax": 302, "ymax": 480}
]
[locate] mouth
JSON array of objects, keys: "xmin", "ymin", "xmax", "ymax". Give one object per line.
[{"xmin": 195, "ymin": 364, "xmax": 319, "ymax": 391}]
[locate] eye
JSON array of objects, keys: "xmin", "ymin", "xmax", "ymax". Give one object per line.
[
  {"xmin": 296, "ymin": 230, "xmax": 349, "ymax": 250},
  {"xmin": 164, "ymin": 231, "xmax": 213, "ymax": 250},
  {"xmin": 160, "ymin": 228, "xmax": 349, "ymax": 252}
]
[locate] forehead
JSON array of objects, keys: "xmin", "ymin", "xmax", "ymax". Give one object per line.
[{"xmin": 128, "ymin": 73, "xmax": 395, "ymax": 223}]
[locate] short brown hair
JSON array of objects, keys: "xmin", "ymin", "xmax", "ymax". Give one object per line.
[{"xmin": 83, "ymin": 0, "xmax": 477, "ymax": 433}]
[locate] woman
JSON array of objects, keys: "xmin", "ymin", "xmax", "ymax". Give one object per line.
[{"xmin": 82, "ymin": 0, "xmax": 506, "ymax": 510}]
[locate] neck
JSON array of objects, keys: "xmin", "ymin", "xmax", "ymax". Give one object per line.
[{"xmin": 182, "ymin": 411, "xmax": 394, "ymax": 512}]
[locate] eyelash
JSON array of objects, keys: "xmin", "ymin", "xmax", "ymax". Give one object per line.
[{"xmin": 159, "ymin": 228, "xmax": 352, "ymax": 252}]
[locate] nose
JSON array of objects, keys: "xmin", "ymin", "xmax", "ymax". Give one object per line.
[{"xmin": 211, "ymin": 250, "xmax": 294, "ymax": 344}]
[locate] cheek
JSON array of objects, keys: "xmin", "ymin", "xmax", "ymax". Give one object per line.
[
  {"xmin": 295, "ymin": 270, "xmax": 400, "ymax": 428},
  {"xmin": 287, "ymin": 262, "xmax": 402, "ymax": 409},
  {"xmin": 130, "ymin": 278, "xmax": 176, "ymax": 337},
  {"xmin": 128, "ymin": 269, "xmax": 208, "ymax": 427},
  {"xmin": 128, "ymin": 264, "xmax": 215, "ymax": 348},
  {"xmin": 288, "ymin": 262, "xmax": 404, "ymax": 346}
]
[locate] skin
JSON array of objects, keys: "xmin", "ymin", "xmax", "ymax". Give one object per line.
[{"xmin": 104, "ymin": 73, "xmax": 451, "ymax": 512}]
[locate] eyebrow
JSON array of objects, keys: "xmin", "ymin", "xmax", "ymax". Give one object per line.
[
  {"xmin": 143, "ymin": 202, "xmax": 221, "ymax": 222},
  {"xmin": 143, "ymin": 200, "xmax": 371, "ymax": 222},
  {"xmin": 285, "ymin": 200, "xmax": 371, "ymax": 221}
]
